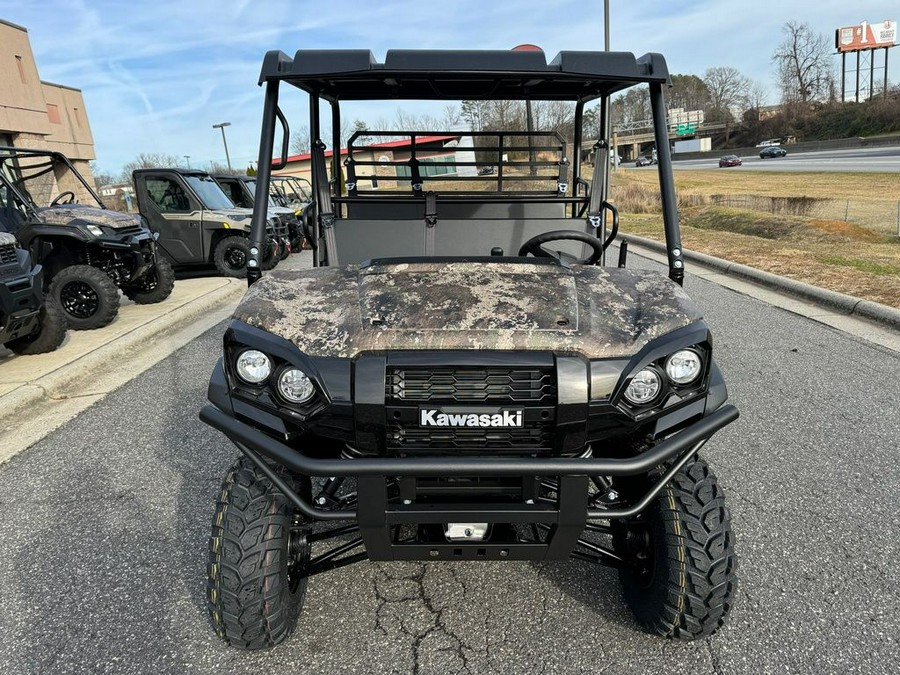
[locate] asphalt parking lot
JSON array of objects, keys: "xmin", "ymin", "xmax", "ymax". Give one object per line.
[{"xmin": 0, "ymin": 253, "xmax": 897, "ymax": 674}]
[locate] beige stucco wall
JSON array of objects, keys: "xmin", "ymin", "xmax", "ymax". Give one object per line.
[
  {"xmin": 0, "ymin": 20, "xmax": 96, "ymax": 166},
  {"xmin": 0, "ymin": 20, "xmax": 51, "ymax": 137},
  {"xmin": 39, "ymin": 82, "xmax": 95, "ymax": 160}
]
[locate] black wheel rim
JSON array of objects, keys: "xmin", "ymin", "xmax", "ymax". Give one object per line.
[
  {"xmin": 60, "ymin": 281, "xmax": 99, "ymax": 319},
  {"xmin": 134, "ymin": 268, "xmax": 158, "ymax": 292},
  {"xmin": 224, "ymin": 247, "xmax": 247, "ymax": 270}
]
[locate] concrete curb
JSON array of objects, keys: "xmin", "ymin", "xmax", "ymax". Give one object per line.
[
  {"xmin": 624, "ymin": 234, "xmax": 900, "ymax": 330},
  {"xmin": 0, "ymin": 278, "xmax": 245, "ymax": 429}
]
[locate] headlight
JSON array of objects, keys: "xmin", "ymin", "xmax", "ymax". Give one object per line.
[
  {"xmin": 277, "ymin": 368, "xmax": 315, "ymax": 403},
  {"xmin": 665, "ymin": 349, "xmax": 702, "ymax": 384},
  {"xmin": 623, "ymin": 368, "xmax": 661, "ymax": 405},
  {"xmin": 86, "ymin": 225, "xmax": 104, "ymax": 237},
  {"xmin": 235, "ymin": 349, "xmax": 271, "ymax": 384}
]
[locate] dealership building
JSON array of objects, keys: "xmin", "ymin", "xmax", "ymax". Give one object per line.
[{"xmin": 0, "ymin": 18, "xmax": 96, "ymax": 193}]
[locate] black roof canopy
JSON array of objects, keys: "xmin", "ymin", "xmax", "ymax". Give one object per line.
[{"xmin": 259, "ymin": 49, "xmax": 670, "ymax": 102}]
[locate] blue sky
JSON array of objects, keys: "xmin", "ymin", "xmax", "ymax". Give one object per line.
[{"xmin": 1, "ymin": 0, "xmax": 894, "ymax": 174}]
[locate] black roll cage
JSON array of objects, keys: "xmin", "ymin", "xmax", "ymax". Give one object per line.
[
  {"xmin": 246, "ymin": 49, "xmax": 685, "ymax": 286},
  {"xmin": 0, "ymin": 146, "xmax": 108, "ymax": 215}
]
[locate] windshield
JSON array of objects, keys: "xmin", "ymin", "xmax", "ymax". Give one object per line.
[
  {"xmin": 185, "ymin": 175, "xmax": 235, "ymax": 210},
  {"xmin": 288, "ymin": 177, "xmax": 312, "ymax": 201},
  {"xmin": 244, "ymin": 179, "xmax": 278, "ymax": 207},
  {"xmin": 272, "ymin": 177, "xmax": 310, "ymax": 203}
]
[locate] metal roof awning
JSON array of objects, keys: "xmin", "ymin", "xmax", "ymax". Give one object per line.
[{"xmin": 258, "ymin": 49, "xmax": 670, "ymax": 101}]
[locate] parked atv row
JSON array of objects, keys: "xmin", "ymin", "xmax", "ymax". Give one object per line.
[{"xmin": 0, "ymin": 147, "xmax": 174, "ymax": 332}]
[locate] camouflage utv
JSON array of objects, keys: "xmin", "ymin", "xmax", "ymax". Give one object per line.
[
  {"xmin": 0, "ymin": 147, "xmax": 174, "ymax": 330},
  {"xmin": 200, "ymin": 48, "xmax": 740, "ymax": 650}
]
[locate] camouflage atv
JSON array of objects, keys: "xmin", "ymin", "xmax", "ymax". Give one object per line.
[
  {"xmin": 200, "ymin": 48, "xmax": 740, "ymax": 650},
  {"xmin": 0, "ymin": 231, "xmax": 66, "ymax": 355},
  {"xmin": 0, "ymin": 147, "xmax": 174, "ymax": 330}
]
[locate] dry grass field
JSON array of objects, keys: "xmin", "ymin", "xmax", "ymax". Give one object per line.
[
  {"xmin": 360, "ymin": 164, "xmax": 899, "ymax": 308},
  {"xmin": 610, "ymin": 169, "xmax": 900, "ymax": 308}
]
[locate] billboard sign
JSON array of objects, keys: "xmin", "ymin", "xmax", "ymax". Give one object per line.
[{"xmin": 836, "ymin": 20, "xmax": 896, "ymax": 52}]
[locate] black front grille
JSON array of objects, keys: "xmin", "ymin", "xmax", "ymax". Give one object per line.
[
  {"xmin": 386, "ymin": 367, "xmax": 556, "ymax": 404},
  {"xmin": 0, "ymin": 244, "xmax": 17, "ymax": 265},
  {"xmin": 271, "ymin": 218, "xmax": 289, "ymax": 237},
  {"xmin": 387, "ymin": 422, "xmax": 554, "ymax": 450},
  {"xmin": 110, "ymin": 225, "xmax": 145, "ymax": 236},
  {"xmin": 385, "ymin": 364, "xmax": 557, "ymax": 451}
]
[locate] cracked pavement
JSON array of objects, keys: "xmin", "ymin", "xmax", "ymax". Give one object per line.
[{"xmin": 0, "ymin": 252, "xmax": 898, "ymax": 674}]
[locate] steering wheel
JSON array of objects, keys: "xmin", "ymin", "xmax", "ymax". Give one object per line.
[
  {"xmin": 50, "ymin": 191, "xmax": 76, "ymax": 206},
  {"xmin": 518, "ymin": 230, "xmax": 605, "ymax": 265}
]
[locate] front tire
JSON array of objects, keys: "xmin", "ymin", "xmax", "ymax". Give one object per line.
[
  {"xmin": 123, "ymin": 258, "xmax": 175, "ymax": 304},
  {"xmin": 613, "ymin": 456, "xmax": 737, "ymax": 640},
  {"xmin": 207, "ymin": 457, "xmax": 312, "ymax": 650},
  {"xmin": 4, "ymin": 297, "xmax": 67, "ymax": 355},
  {"xmin": 213, "ymin": 236, "xmax": 249, "ymax": 278},
  {"xmin": 49, "ymin": 264, "xmax": 120, "ymax": 330},
  {"xmin": 261, "ymin": 239, "xmax": 279, "ymax": 270}
]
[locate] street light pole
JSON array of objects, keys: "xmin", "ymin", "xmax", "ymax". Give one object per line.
[
  {"xmin": 212, "ymin": 122, "xmax": 232, "ymax": 170},
  {"xmin": 183, "ymin": 155, "xmax": 191, "ymax": 169}
]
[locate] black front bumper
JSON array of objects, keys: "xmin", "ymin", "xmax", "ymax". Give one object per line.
[
  {"xmin": 97, "ymin": 232, "xmax": 158, "ymax": 281},
  {"xmin": 0, "ymin": 266, "xmax": 43, "ymax": 343},
  {"xmin": 201, "ymin": 402, "xmax": 736, "ymax": 480},
  {"xmin": 201, "ymin": 402, "xmax": 737, "ymax": 560}
]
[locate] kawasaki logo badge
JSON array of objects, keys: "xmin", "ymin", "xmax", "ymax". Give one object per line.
[{"xmin": 419, "ymin": 408, "xmax": 524, "ymax": 428}]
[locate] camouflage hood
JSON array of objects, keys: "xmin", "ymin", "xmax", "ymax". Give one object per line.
[
  {"xmin": 36, "ymin": 204, "xmax": 142, "ymax": 229},
  {"xmin": 233, "ymin": 260, "xmax": 702, "ymax": 359}
]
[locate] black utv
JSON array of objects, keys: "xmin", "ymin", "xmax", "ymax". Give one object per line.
[
  {"xmin": 133, "ymin": 168, "xmax": 286, "ymax": 277},
  {"xmin": 0, "ymin": 147, "xmax": 174, "ymax": 330},
  {"xmin": 200, "ymin": 48, "xmax": 740, "ymax": 650},
  {"xmin": 0, "ymin": 231, "xmax": 66, "ymax": 354}
]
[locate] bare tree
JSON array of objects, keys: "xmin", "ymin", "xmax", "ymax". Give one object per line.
[
  {"xmin": 703, "ymin": 66, "xmax": 751, "ymax": 121},
  {"xmin": 290, "ymin": 124, "xmax": 311, "ymax": 155},
  {"xmin": 441, "ymin": 104, "xmax": 463, "ymax": 128},
  {"xmin": 118, "ymin": 153, "xmax": 184, "ymax": 184},
  {"xmin": 668, "ymin": 74, "xmax": 712, "ymax": 112},
  {"xmin": 461, "ymin": 100, "xmax": 492, "ymax": 131},
  {"xmin": 610, "ymin": 87, "xmax": 651, "ymax": 128},
  {"xmin": 744, "ymin": 79, "xmax": 770, "ymax": 111},
  {"xmin": 207, "ymin": 161, "xmax": 244, "ymax": 177},
  {"xmin": 90, "ymin": 162, "xmax": 116, "ymax": 188},
  {"xmin": 773, "ymin": 21, "xmax": 833, "ymax": 104}
]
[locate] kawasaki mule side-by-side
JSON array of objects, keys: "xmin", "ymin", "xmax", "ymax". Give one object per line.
[{"xmin": 199, "ymin": 48, "xmax": 739, "ymax": 650}]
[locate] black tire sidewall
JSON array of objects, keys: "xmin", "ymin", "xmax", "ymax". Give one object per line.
[
  {"xmin": 213, "ymin": 236, "xmax": 250, "ymax": 278},
  {"xmin": 124, "ymin": 257, "xmax": 175, "ymax": 304},
  {"xmin": 208, "ymin": 458, "xmax": 311, "ymax": 649},
  {"xmin": 49, "ymin": 265, "xmax": 120, "ymax": 330},
  {"xmin": 4, "ymin": 296, "xmax": 67, "ymax": 355},
  {"xmin": 613, "ymin": 456, "xmax": 737, "ymax": 640}
]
